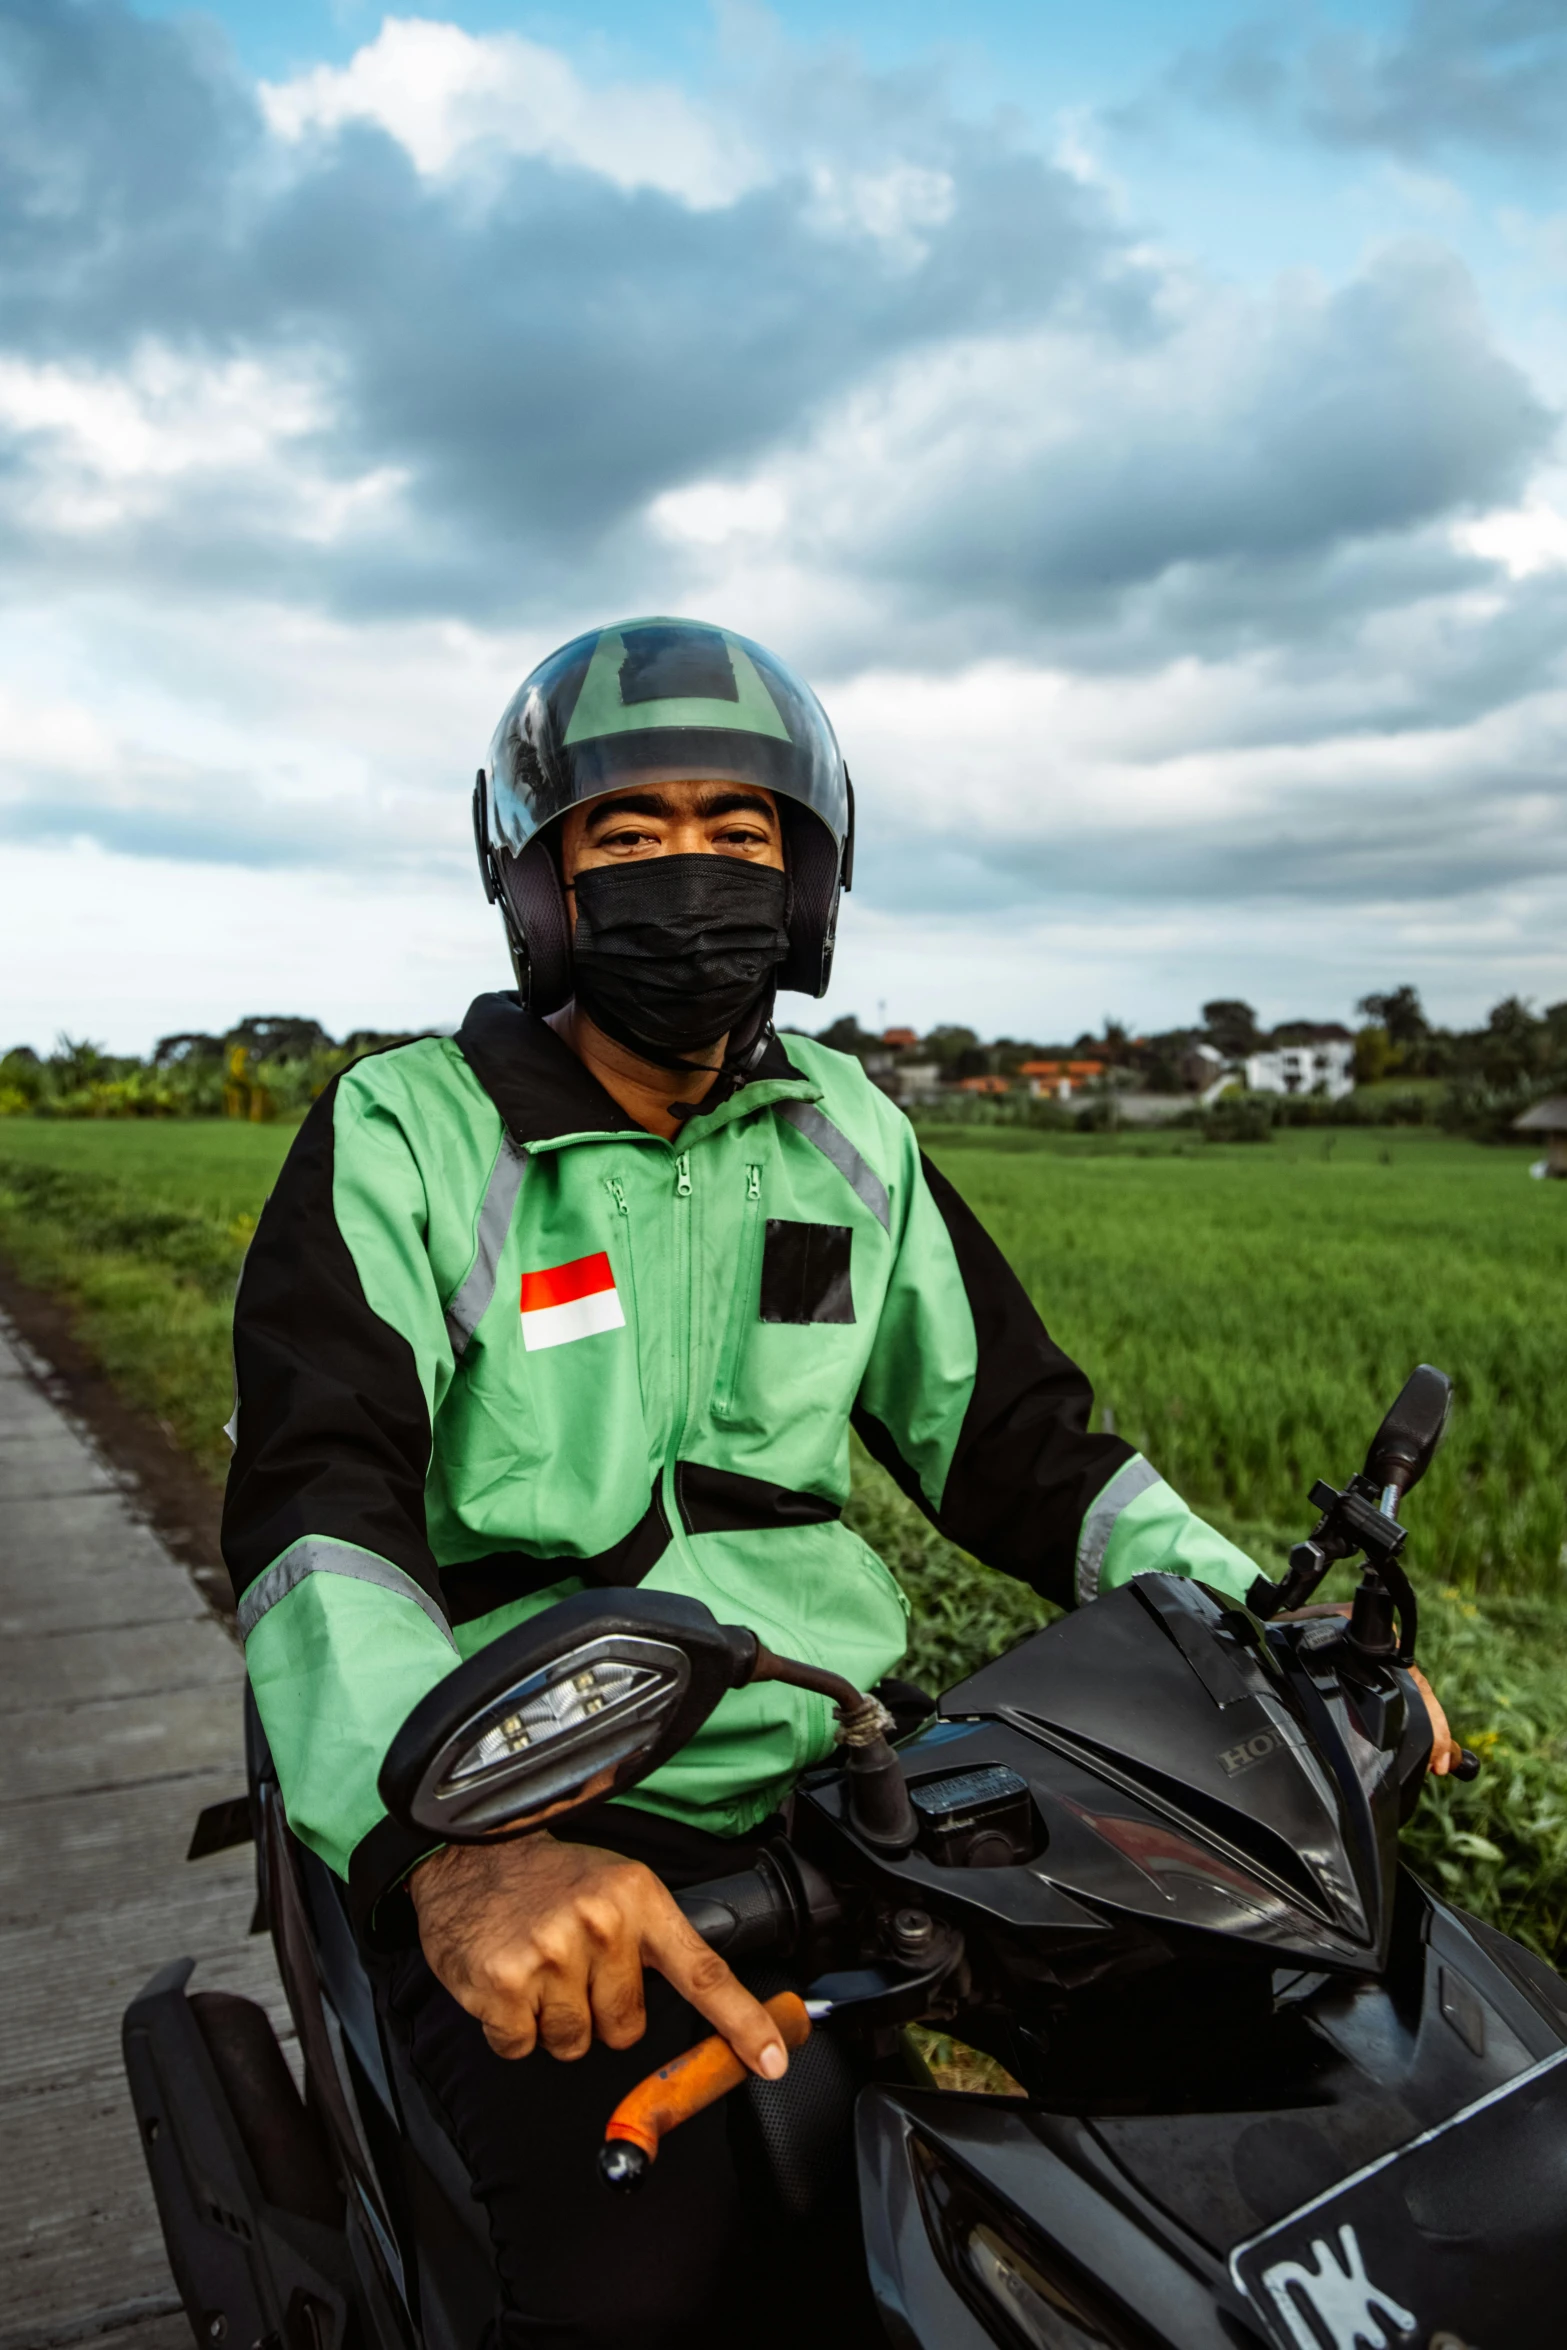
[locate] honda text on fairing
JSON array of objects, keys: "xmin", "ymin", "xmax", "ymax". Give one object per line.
[{"xmin": 125, "ymin": 1367, "xmax": 1567, "ymax": 2350}]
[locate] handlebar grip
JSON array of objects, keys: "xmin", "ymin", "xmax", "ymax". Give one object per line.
[
  {"xmin": 598, "ymin": 1991, "xmax": 811, "ymax": 2191},
  {"xmin": 1451, "ymin": 1747, "xmax": 1482, "ymax": 1782},
  {"xmin": 673, "ymin": 1859, "xmax": 793, "ymax": 1957}
]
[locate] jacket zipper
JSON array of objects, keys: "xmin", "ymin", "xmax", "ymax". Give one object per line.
[
  {"xmin": 661, "ymin": 1150, "xmax": 695, "ymax": 1542},
  {"xmin": 604, "ymin": 1176, "xmax": 637, "ymax": 1334},
  {"xmin": 714, "ymin": 1163, "xmax": 764, "ymax": 1422}
]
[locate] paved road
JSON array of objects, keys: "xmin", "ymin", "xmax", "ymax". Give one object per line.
[{"xmin": 0, "ymin": 1313, "xmax": 287, "ymax": 2350}]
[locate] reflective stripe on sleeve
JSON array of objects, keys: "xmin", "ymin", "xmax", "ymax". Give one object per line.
[
  {"xmin": 1075, "ymin": 1454, "xmax": 1162, "ymax": 1604},
  {"xmin": 443, "ymin": 1139, "xmax": 527, "ymax": 1358},
  {"xmin": 775, "ymin": 1101, "xmax": 891, "ymax": 1231},
  {"xmin": 236, "ymin": 1537, "xmax": 456, "ymax": 1646}
]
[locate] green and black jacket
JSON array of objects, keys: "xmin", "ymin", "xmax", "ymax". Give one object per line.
[{"xmin": 222, "ymin": 998, "xmax": 1264, "ymax": 1927}]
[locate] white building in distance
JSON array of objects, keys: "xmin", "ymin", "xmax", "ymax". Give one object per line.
[{"xmin": 1243, "ymin": 1040, "xmax": 1356, "ymax": 1101}]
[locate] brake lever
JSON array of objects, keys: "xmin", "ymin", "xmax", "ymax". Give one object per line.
[
  {"xmin": 598, "ymin": 1918, "xmax": 964, "ymax": 2191},
  {"xmin": 599, "ymin": 1990, "xmax": 812, "ymax": 2191},
  {"xmin": 803, "ymin": 1935, "xmax": 962, "ymax": 2028}
]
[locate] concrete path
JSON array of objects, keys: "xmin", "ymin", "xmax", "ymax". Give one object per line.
[{"xmin": 0, "ymin": 1314, "xmax": 288, "ymax": 2350}]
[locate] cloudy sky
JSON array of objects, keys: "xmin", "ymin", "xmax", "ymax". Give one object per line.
[{"xmin": 3, "ymin": 0, "xmax": 1566, "ymax": 1052}]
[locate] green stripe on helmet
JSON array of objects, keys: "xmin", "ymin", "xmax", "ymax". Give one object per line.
[{"xmin": 563, "ymin": 622, "xmax": 792, "ymax": 747}]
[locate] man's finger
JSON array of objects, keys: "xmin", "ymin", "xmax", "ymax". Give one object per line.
[
  {"xmin": 537, "ymin": 1990, "xmax": 595, "ymax": 2061},
  {"xmin": 642, "ymin": 1904, "xmax": 788, "ymax": 2079},
  {"xmin": 1409, "ymin": 1664, "xmax": 1456, "ymax": 1775},
  {"xmin": 588, "ymin": 1948, "xmax": 647, "ymax": 2052},
  {"xmin": 483, "ymin": 2022, "xmax": 536, "ymax": 2060}
]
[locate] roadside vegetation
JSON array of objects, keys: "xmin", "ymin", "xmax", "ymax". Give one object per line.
[{"xmin": 0, "ymin": 1116, "xmax": 1563, "ymax": 1961}]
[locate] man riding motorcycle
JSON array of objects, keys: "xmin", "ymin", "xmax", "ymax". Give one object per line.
[{"xmin": 221, "ymin": 616, "xmax": 1458, "ymax": 2348}]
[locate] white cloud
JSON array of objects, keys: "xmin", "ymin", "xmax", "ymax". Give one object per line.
[
  {"xmin": 1496, "ymin": 205, "xmax": 1567, "ymax": 281},
  {"xmin": 804, "ymin": 163, "xmax": 956, "ymax": 263},
  {"xmin": 1458, "ymin": 496, "xmax": 1567, "ymax": 577},
  {"xmin": 0, "ymin": 347, "xmax": 320, "ymax": 526},
  {"xmin": 829, "ymin": 649, "xmax": 1567, "ymax": 861},
  {"xmin": 649, "ymin": 478, "xmax": 788, "ymax": 548},
  {"xmin": 1381, "ymin": 161, "xmax": 1468, "ymax": 219},
  {"xmin": 0, "ymin": 680, "xmax": 113, "ymax": 778},
  {"xmin": 0, "ymin": 840, "xmax": 503, "ymax": 1053},
  {"xmin": 0, "ymin": 344, "xmax": 407, "ymax": 544},
  {"xmin": 0, "ymin": 594, "xmax": 530, "ymax": 874},
  {"xmin": 260, "ymin": 16, "xmax": 758, "ymax": 208}
]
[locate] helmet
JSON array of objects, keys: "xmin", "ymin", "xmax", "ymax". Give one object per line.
[{"xmin": 474, "ymin": 617, "xmax": 854, "ymax": 1012}]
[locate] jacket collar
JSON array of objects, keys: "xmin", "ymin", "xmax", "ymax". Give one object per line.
[
  {"xmin": 455, "ymin": 995, "xmax": 640, "ymax": 1145},
  {"xmin": 454, "ymin": 994, "xmax": 816, "ymax": 1149}
]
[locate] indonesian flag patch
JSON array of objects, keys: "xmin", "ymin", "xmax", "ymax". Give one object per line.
[{"xmin": 519, "ymin": 1251, "xmax": 626, "ymax": 1353}]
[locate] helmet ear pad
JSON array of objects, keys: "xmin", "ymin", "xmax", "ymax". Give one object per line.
[
  {"xmin": 777, "ymin": 803, "xmax": 844, "ymax": 998},
  {"xmin": 498, "ymin": 835, "xmax": 573, "ymax": 1015}
]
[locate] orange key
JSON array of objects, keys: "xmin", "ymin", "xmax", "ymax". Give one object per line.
[{"xmin": 598, "ymin": 1991, "xmax": 812, "ymax": 2190}]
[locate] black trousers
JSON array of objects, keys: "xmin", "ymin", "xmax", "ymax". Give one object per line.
[{"xmin": 376, "ymin": 1803, "xmax": 878, "ymax": 2350}]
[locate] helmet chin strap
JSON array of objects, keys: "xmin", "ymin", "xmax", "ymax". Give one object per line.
[
  {"xmin": 575, "ymin": 991, "xmax": 731, "ymax": 1076},
  {"xmin": 667, "ymin": 989, "xmax": 778, "ymax": 1122}
]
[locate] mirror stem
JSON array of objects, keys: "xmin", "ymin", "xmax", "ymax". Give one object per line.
[{"xmin": 748, "ymin": 1644, "xmax": 917, "ymax": 1854}]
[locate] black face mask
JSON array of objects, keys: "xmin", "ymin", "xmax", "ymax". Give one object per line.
[{"xmin": 571, "ymin": 855, "xmax": 791, "ymax": 1070}]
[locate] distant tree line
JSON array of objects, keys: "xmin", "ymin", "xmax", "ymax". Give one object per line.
[
  {"xmin": 0, "ymin": 1017, "xmax": 427, "ymax": 1121},
  {"xmin": 808, "ymin": 987, "xmax": 1567, "ymax": 1141},
  {"xmin": 3, "ymin": 987, "xmax": 1564, "ymax": 1136}
]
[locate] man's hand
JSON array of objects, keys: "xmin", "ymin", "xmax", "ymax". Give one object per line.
[
  {"xmin": 409, "ymin": 1833, "xmax": 791, "ymax": 2074},
  {"xmin": 1409, "ymin": 1663, "xmax": 1463, "ymax": 1776}
]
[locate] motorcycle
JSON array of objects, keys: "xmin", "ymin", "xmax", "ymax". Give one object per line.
[{"xmin": 124, "ymin": 1365, "xmax": 1567, "ymax": 2349}]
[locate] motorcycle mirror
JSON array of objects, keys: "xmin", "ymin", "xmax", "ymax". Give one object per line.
[
  {"xmin": 378, "ymin": 1591, "xmax": 755, "ymax": 1842},
  {"xmin": 1363, "ymin": 1364, "xmax": 1452, "ymax": 1505}
]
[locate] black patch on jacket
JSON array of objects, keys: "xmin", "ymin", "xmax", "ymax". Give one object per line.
[
  {"xmin": 440, "ymin": 1488, "xmax": 672, "ymax": 1624},
  {"xmin": 851, "ymin": 1153, "xmax": 1135, "ymax": 1610},
  {"xmin": 676, "ymin": 1461, "xmax": 840, "ymax": 1536},
  {"xmin": 759, "ymin": 1219, "xmax": 854, "ymax": 1324}
]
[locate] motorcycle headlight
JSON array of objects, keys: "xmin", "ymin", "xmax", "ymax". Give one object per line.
[{"xmin": 912, "ymin": 2139, "xmax": 1153, "ymax": 2350}]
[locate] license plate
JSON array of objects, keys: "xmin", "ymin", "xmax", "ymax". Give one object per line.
[{"xmin": 1231, "ymin": 2048, "xmax": 1567, "ymax": 2349}]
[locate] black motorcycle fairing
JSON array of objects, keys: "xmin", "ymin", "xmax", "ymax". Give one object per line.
[
  {"xmin": 861, "ymin": 1897, "xmax": 1567, "ymax": 2350},
  {"xmin": 122, "ymin": 1959, "xmax": 356, "ymax": 2350},
  {"xmin": 1231, "ymin": 2045, "xmax": 1567, "ymax": 2350},
  {"xmin": 858, "ymin": 2086, "xmax": 1246, "ymax": 2350},
  {"xmin": 799, "ymin": 1737, "xmax": 1385, "ymax": 1995},
  {"xmin": 943, "ymin": 1581, "xmax": 1380, "ymax": 1947},
  {"xmin": 1076, "ymin": 1872, "xmax": 1556, "ymax": 2259},
  {"xmin": 252, "ymin": 1685, "xmax": 500, "ymax": 2350},
  {"xmin": 797, "ymin": 1577, "xmax": 1426, "ymax": 1984}
]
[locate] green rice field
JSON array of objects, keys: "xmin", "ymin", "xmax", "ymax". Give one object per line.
[{"xmin": 1, "ymin": 1113, "xmax": 1564, "ymax": 1956}]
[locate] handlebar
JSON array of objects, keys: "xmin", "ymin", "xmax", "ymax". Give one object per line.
[
  {"xmin": 673, "ymin": 1841, "xmax": 841, "ymax": 1959},
  {"xmin": 674, "ymin": 1861, "xmax": 795, "ymax": 1957}
]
